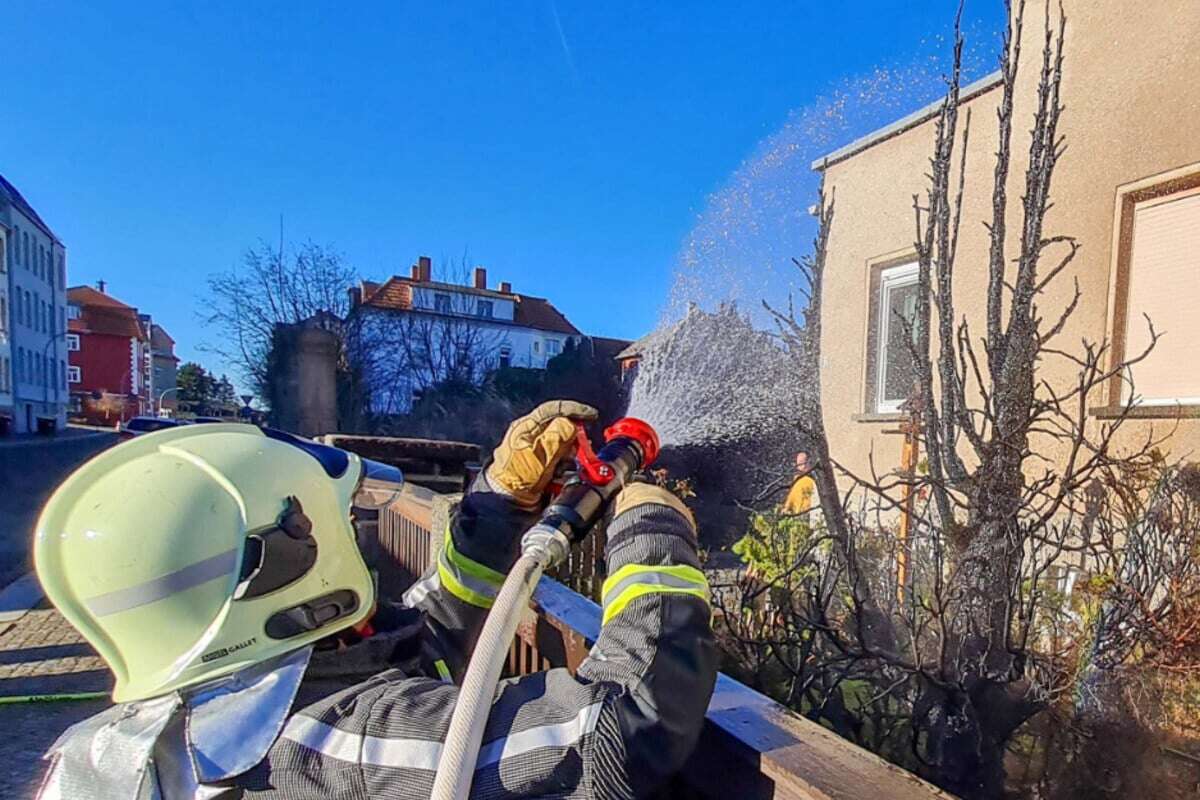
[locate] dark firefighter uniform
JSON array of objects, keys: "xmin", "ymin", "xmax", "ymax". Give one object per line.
[{"xmin": 232, "ymin": 474, "xmax": 717, "ymax": 799}]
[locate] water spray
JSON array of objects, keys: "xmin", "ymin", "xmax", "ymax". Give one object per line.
[{"xmin": 429, "ymin": 417, "xmax": 661, "ymax": 800}]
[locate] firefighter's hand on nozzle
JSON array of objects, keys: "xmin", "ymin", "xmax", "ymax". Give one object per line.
[
  {"xmin": 612, "ymin": 482, "xmax": 697, "ymax": 533},
  {"xmin": 487, "ymin": 400, "xmax": 599, "ymax": 510}
]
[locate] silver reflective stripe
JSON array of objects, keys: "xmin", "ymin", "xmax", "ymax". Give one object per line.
[
  {"xmin": 280, "ymin": 715, "xmax": 363, "ymax": 762},
  {"xmin": 280, "ymin": 701, "xmax": 605, "ymax": 771},
  {"xmin": 402, "ymin": 571, "xmax": 441, "ymax": 608},
  {"xmin": 475, "ymin": 702, "xmax": 603, "ymax": 767},
  {"xmin": 602, "ymin": 571, "xmax": 706, "ymax": 611},
  {"xmin": 85, "ymin": 548, "xmax": 240, "ymax": 617}
]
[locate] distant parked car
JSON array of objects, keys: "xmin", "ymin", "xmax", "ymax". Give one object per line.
[{"xmin": 118, "ymin": 416, "xmax": 189, "ymax": 441}]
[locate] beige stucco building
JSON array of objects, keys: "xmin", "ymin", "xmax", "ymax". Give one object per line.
[{"xmin": 815, "ymin": 0, "xmax": 1200, "ymax": 479}]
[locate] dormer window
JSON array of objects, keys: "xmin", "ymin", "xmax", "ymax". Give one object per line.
[{"xmin": 434, "ymin": 294, "xmax": 451, "ymax": 313}]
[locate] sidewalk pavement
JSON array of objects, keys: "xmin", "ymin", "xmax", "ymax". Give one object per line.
[{"xmin": 0, "ymin": 573, "xmax": 112, "ymax": 798}]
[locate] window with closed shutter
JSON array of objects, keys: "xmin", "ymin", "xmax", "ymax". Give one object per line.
[{"xmin": 1124, "ymin": 187, "xmax": 1200, "ymax": 404}]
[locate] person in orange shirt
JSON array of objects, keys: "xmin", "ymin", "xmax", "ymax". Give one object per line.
[{"xmin": 782, "ymin": 451, "xmax": 816, "ymax": 514}]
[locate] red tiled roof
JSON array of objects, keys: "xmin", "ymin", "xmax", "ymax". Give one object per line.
[
  {"xmin": 364, "ymin": 277, "xmax": 414, "ymax": 310},
  {"xmin": 67, "ymin": 286, "xmax": 145, "ymax": 339},
  {"xmin": 513, "ymin": 295, "xmax": 580, "ymax": 335}
]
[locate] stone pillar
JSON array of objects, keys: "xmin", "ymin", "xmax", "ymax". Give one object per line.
[{"xmin": 269, "ymin": 322, "xmax": 338, "ymax": 437}]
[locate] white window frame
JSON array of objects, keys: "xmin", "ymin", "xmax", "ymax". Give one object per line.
[
  {"xmin": 66, "ymin": 333, "xmax": 80, "ymax": 351},
  {"xmin": 545, "ymin": 338, "xmax": 561, "ymax": 357},
  {"xmin": 875, "ymin": 262, "xmax": 920, "ymax": 414},
  {"xmin": 68, "ymin": 365, "xmax": 81, "ymax": 384},
  {"xmin": 68, "ymin": 304, "xmax": 81, "ymax": 320}
]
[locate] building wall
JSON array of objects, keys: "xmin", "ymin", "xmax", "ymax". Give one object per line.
[
  {"xmin": 361, "ymin": 305, "xmax": 577, "ymax": 413},
  {"xmin": 2, "ymin": 206, "xmax": 68, "ymax": 433},
  {"xmin": 818, "ymin": 0, "xmax": 1200, "ymax": 480},
  {"xmin": 0, "ymin": 229, "xmax": 12, "ymax": 417},
  {"xmin": 153, "ymin": 354, "xmax": 178, "ymax": 411},
  {"xmin": 69, "ymin": 332, "xmax": 137, "ymax": 395}
]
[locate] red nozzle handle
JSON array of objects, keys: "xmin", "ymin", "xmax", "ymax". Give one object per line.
[{"xmin": 571, "ymin": 417, "xmax": 661, "ymax": 488}]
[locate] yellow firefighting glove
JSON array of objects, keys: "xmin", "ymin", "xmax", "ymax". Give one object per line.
[
  {"xmin": 487, "ymin": 400, "xmax": 599, "ymax": 509},
  {"xmin": 612, "ymin": 482, "xmax": 697, "ymax": 532}
]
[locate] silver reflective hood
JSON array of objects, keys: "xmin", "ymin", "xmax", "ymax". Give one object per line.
[{"xmin": 38, "ymin": 646, "xmax": 312, "ymax": 800}]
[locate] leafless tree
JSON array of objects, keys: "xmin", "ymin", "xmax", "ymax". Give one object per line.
[
  {"xmin": 727, "ymin": 3, "xmax": 1195, "ymax": 797},
  {"xmin": 204, "ymin": 240, "xmax": 357, "ymax": 399}
]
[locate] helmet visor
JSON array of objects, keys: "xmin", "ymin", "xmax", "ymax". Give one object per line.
[{"xmin": 352, "ymin": 457, "xmax": 404, "ymax": 510}]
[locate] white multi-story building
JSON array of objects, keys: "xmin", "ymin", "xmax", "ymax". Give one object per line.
[
  {"xmin": 354, "ymin": 256, "xmax": 584, "ymax": 413},
  {"xmin": 0, "ymin": 175, "xmax": 68, "ymax": 433}
]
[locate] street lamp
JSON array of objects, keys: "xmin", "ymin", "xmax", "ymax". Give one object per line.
[
  {"xmin": 158, "ymin": 386, "xmax": 179, "ymax": 416},
  {"xmin": 42, "ymin": 328, "xmax": 67, "ymax": 425}
]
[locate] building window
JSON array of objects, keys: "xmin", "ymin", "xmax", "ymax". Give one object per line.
[
  {"xmin": 0, "ymin": 238, "xmax": 6, "ymax": 273},
  {"xmin": 0, "ymin": 296, "xmax": 6, "ymax": 331},
  {"xmin": 68, "ymin": 303, "xmax": 81, "ymax": 320},
  {"xmin": 67, "ymin": 333, "xmax": 80, "ymax": 351},
  {"xmin": 870, "ymin": 262, "xmax": 920, "ymax": 414},
  {"xmin": 532, "ymin": 340, "xmax": 540, "ymax": 354},
  {"xmin": 1114, "ymin": 181, "xmax": 1200, "ymax": 405},
  {"xmin": 23, "ymin": 231, "xmax": 29, "ymax": 267},
  {"xmin": 57, "ymin": 254, "xmax": 64, "ymax": 287},
  {"xmin": 477, "ymin": 300, "xmax": 493, "ymax": 318},
  {"xmin": 545, "ymin": 339, "xmax": 561, "ymax": 357},
  {"xmin": 499, "ymin": 345, "xmax": 512, "ymax": 369},
  {"xmin": 434, "ymin": 293, "xmax": 451, "ymax": 313},
  {"xmin": 68, "ymin": 365, "xmax": 81, "ymax": 384}
]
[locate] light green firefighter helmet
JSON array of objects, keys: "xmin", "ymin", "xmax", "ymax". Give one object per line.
[{"xmin": 34, "ymin": 424, "xmax": 391, "ymax": 702}]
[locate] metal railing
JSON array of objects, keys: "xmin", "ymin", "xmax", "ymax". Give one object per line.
[{"xmin": 377, "ymin": 490, "xmax": 955, "ymax": 800}]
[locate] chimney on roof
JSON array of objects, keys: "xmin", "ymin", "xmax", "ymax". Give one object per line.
[
  {"xmin": 410, "ymin": 264, "xmax": 420, "ymax": 280},
  {"xmin": 96, "ymin": 280, "xmax": 107, "ymax": 293},
  {"xmin": 348, "ymin": 286, "xmax": 362, "ymax": 307},
  {"xmin": 499, "ymin": 281, "xmax": 512, "ymax": 294},
  {"xmin": 473, "ymin": 266, "xmax": 487, "ymax": 290},
  {"xmin": 418, "ymin": 256, "xmax": 432, "ymax": 282}
]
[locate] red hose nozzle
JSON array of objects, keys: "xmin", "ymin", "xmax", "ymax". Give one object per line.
[{"xmin": 604, "ymin": 417, "xmax": 660, "ymax": 468}]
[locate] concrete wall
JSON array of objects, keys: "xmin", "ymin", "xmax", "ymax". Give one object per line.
[{"xmin": 818, "ymin": 0, "xmax": 1200, "ymax": 480}]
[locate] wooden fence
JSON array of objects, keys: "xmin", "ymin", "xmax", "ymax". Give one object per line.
[{"xmin": 377, "ymin": 490, "xmax": 956, "ymax": 800}]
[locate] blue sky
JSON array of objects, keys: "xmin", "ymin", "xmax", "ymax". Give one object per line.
[{"xmin": 2, "ymin": 1, "xmax": 1005, "ymax": 390}]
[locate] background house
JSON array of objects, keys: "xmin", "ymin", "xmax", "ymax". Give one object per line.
[
  {"xmin": 0, "ymin": 174, "xmax": 69, "ymax": 433},
  {"xmin": 145, "ymin": 319, "xmax": 179, "ymax": 414},
  {"xmin": 66, "ymin": 284, "xmax": 153, "ymax": 424},
  {"xmin": 353, "ymin": 255, "xmax": 585, "ymax": 414},
  {"xmin": 813, "ymin": 0, "xmax": 1200, "ymax": 480}
]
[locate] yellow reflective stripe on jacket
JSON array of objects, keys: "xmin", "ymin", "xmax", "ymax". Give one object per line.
[
  {"xmin": 600, "ymin": 563, "xmax": 709, "ymax": 625},
  {"xmin": 433, "ymin": 659, "xmax": 452, "ymax": 683},
  {"xmin": 437, "ymin": 532, "xmax": 505, "ymax": 608}
]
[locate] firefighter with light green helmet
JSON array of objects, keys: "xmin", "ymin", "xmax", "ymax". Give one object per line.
[
  {"xmin": 35, "ymin": 423, "xmax": 382, "ymax": 704},
  {"xmin": 34, "ymin": 402, "xmax": 718, "ymax": 800}
]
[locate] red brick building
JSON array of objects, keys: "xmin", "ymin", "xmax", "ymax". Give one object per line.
[{"xmin": 66, "ymin": 284, "xmax": 152, "ymax": 424}]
